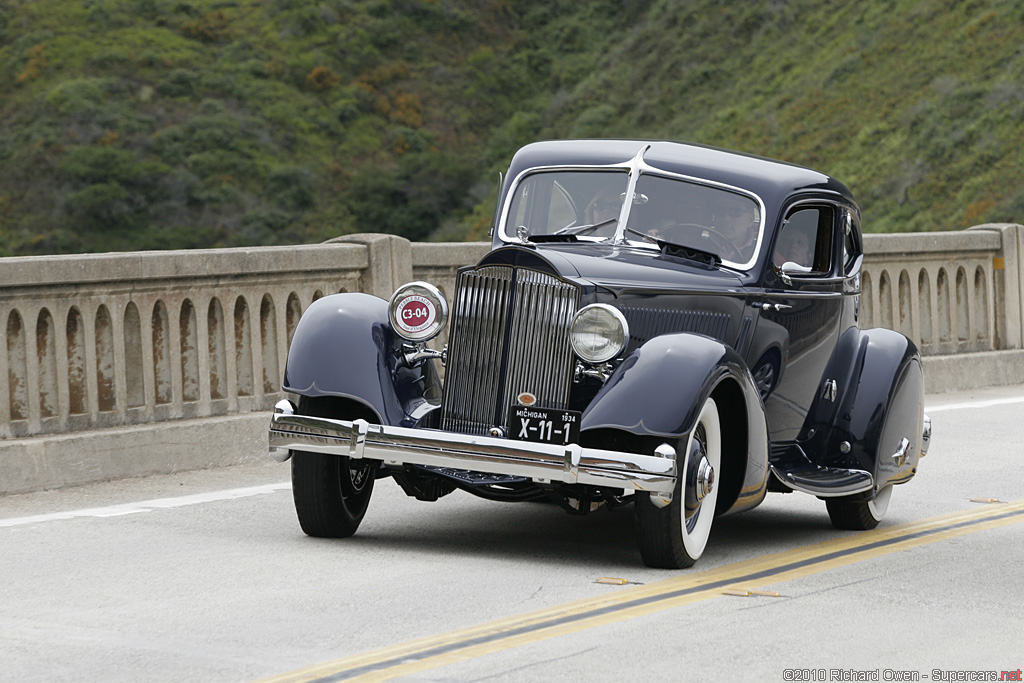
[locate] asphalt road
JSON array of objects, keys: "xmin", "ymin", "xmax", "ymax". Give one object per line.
[{"xmin": 1, "ymin": 384, "xmax": 1023, "ymax": 683}]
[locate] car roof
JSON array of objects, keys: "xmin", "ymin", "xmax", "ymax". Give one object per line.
[{"xmin": 504, "ymin": 139, "xmax": 857, "ymax": 212}]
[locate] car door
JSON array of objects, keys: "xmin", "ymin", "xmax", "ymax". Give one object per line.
[{"xmin": 754, "ymin": 200, "xmax": 849, "ymax": 443}]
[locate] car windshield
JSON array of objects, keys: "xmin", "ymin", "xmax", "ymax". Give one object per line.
[
  {"xmin": 504, "ymin": 170, "xmax": 630, "ymax": 239},
  {"xmin": 502, "ymin": 170, "xmax": 763, "ymax": 267}
]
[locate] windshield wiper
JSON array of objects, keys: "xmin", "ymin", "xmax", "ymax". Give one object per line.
[
  {"xmin": 554, "ymin": 217, "xmax": 617, "ymax": 236},
  {"xmin": 527, "ymin": 234, "xmax": 578, "ymax": 243},
  {"xmin": 626, "ymin": 227, "xmax": 659, "ymax": 243}
]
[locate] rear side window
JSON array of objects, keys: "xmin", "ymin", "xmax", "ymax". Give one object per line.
[{"xmin": 774, "ymin": 206, "xmax": 834, "ymax": 275}]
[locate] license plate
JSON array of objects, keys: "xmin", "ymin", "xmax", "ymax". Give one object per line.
[{"xmin": 508, "ymin": 405, "xmax": 581, "ymax": 445}]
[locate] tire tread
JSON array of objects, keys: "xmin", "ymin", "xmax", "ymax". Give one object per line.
[
  {"xmin": 825, "ymin": 499, "xmax": 881, "ymax": 530},
  {"xmin": 290, "ymin": 396, "xmax": 375, "ymax": 539}
]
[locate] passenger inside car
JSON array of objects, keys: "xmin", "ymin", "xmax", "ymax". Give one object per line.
[
  {"xmin": 774, "ymin": 226, "xmax": 813, "ymax": 269},
  {"xmin": 584, "ymin": 188, "xmax": 623, "ymax": 231}
]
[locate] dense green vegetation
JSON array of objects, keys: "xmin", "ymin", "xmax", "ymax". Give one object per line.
[{"xmin": 1, "ymin": 0, "xmax": 1023, "ymax": 255}]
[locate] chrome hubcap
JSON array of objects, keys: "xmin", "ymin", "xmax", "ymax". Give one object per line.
[{"xmin": 695, "ymin": 456, "xmax": 715, "ymax": 502}]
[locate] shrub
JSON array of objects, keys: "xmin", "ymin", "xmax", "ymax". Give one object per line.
[
  {"xmin": 59, "ymin": 146, "xmax": 139, "ymax": 184},
  {"xmin": 185, "ymin": 149, "xmax": 254, "ymax": 179},
  {"xmin": 306, "ymin": 66, "xmax": 339, "ymax": 91},
  {"xmin": 45, "ymin": 78, "xmax": 111, "ymax": 116},
  {"xmin": 156, "ymin": 69, "xmax": 199, "ymax": 98},
  {"xmin": 267, "ymin": 166, "xmax": 316, "ymax": 209},
  {"xmin": 570, "ymin": 104, "xmax": 616, "ymax": 139},
  {"xmin": 16, "ymin": 44, "xmax": 47, "ymax": 84},
  {"xmin": 66, "ymin": 182, "xmax": 138, "ymax": 231},
  {"xmin": 181, "ymin": 11, "xmax": 232, "ymax": 43},
  {"xmin": 241, "ymin": 206, "xmax": 292, "ymax": 243}
]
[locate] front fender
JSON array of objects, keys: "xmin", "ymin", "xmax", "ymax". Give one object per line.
[
  {"xmin": 807, "ymin": 327, "xmax": 925, "ymax": 492},
  {"xmin": 581, "ymin": 333, "xmax": 770, "ymax": 515},
  {"xmin": 580, "ymin": 334, "xmax": 739, "ymax": 436},
  {"xmin": 283, "ymin": 293, "xmax": 440, "ymax": 426}
]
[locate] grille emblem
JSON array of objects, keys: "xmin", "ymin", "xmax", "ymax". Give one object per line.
[{"xmin": 517, "ymin": 392, "xmax": 537, "ymax": 407}]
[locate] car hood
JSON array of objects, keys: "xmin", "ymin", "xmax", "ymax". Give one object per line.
[{"xmin": 476, "ymin": 243, "xmax": 748, "ymax": 297}]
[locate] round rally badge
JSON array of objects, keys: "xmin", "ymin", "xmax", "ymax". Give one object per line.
[{"xmin": 394, "ymin": 294, "xmax": 436, "ymax": 335}]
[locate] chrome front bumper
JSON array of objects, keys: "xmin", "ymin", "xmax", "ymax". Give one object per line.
[{"xmin": 268, "ymin": 400, "xmax": 677, "ymax": 495}]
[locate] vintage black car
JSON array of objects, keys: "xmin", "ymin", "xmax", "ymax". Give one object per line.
[{"xmin": 268, "ymin": 139, "xmax": 932, "ymax": 568}]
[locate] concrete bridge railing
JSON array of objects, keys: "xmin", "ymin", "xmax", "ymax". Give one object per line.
[
  {"xmin": 2, "ymin": 226, "xmax": 1022, "ymax": 494},
  {"xmin": 861, "ymin": 224, "xmax": 1023, "ymax": 356},
  {"xmin": 0, "ymin": 234, "xmax": 487, "ymax": 441}
]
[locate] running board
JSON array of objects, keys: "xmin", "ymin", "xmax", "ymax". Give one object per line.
[
  {"xmin": 770, "ymin": 443, "xmax": 873, "ymax": 498},
  {"xmin": 770, "ymin": 464, "xmax": 873, "ymax": 497}
]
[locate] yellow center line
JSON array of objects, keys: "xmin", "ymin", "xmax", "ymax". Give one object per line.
[{"xmin": 255, "ymin": 499, "xmax": 1024, "ymax": 683}]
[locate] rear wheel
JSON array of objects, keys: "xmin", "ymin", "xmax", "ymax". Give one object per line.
[
  {"xmin": 291, "ymin": 397, "xmax": 377, "ymax": 538},
  {"xmin": 635, "ymin": 396, "xmax": 722, "ymax": 568},
  {"xmin": 825, "ymin": 484, "xmax": 892, "ymax": 530}
]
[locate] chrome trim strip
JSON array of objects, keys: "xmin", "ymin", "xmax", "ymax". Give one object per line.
[{"xmin": 270, "ymin": 412, "xmax": 677, "ymax": 494}]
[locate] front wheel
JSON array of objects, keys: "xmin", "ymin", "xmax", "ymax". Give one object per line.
[
  {"xmin": 825, "ymin": 484, "xmax": 893, "ymax": 530},
  {"xmin": 635, "ymin": 396, "xmax": 722, "ymax": 568},
  {"xmin": 291, "ymin": 397, "xmax": 377, "ymax": 538}
]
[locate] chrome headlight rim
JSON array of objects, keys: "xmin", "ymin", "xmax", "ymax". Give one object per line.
[
  {"xmin": 388, "ymin": 281, "xmax": 449, "ymax": 342},
  {"xmin": 570, "ymin": 303, "xmax": 629, "ymax": 364}
]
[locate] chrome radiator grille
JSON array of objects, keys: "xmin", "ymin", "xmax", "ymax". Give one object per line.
[{"xmin": 441, "ymin": 266, "xmax": 581, "ymax": 435}]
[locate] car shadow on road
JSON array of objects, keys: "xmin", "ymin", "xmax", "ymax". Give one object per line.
[{"xmin": 308, "ymin": 491, "xmax": 843, "ymax": 570}]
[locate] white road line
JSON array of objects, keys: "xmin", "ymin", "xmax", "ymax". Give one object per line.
[
  {"xmin": 926, "ymin": 395, "xmax": 1024, "ymax": 413},
  {"xmin": 0, "ymin": 482, "xmax": 291, "ymax": 528}
]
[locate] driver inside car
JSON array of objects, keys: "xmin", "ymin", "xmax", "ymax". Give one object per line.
[
  {"xmin": 632, "ymin": 191, "xmax": 690, "ymax": 243},
  {"xmin": 711, "ymin": 194, "xmax": 760, "ymax": 261}
]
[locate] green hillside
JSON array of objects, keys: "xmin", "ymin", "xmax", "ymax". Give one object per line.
[{"xmin": 1, "ymin": 0, "xmax": 1022, "ymax": 256}]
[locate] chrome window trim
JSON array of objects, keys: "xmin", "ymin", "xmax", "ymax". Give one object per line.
[
  {"xmin": 497, "ymin": 146, "xmax": 767, "ymax": 271},
  {"xmin": 774, "ymin": 197, "xmax": 844, "ymax": 278},
  {"xmin": 498, "ymin": 163, "xmax": 630, "ymax": 244}
]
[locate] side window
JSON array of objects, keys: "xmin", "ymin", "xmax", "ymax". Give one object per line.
[
  {"xmin": 774, "ymin": 206, "xmax": 834, "ymax": 275},
  {"xmin": 511, "ymin": 184, "xmax": 529, "ymax": 228}
]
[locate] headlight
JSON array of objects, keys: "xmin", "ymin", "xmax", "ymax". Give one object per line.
[
  {"xmin": 570, "ymin": 304, "xmax": 629, "ymax": 363},
  {"xmin": 389, "ymin": 282, "xmax": 449, "ymax": 342}
]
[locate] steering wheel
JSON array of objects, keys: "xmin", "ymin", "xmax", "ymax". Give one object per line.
[{"xmin": 673, "ymin": 223, "xmax": 740, "ymax": 260}]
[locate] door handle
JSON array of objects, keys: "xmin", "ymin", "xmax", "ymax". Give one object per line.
[{"xmin": 753, "ymin": 302, "xmax": 793, "ymax": 312}]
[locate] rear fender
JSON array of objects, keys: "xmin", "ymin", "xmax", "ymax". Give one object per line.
[
  {"xmin": 283, "ymin": 293, "xmax": 441, "ymax": 427},
  {"xmin": 805, "ymin": 327, "xmax": 924, "ymax": 493},
  {"xmin": 581, "ymin": 333, "xmax": 769, "ymax": 515}
]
